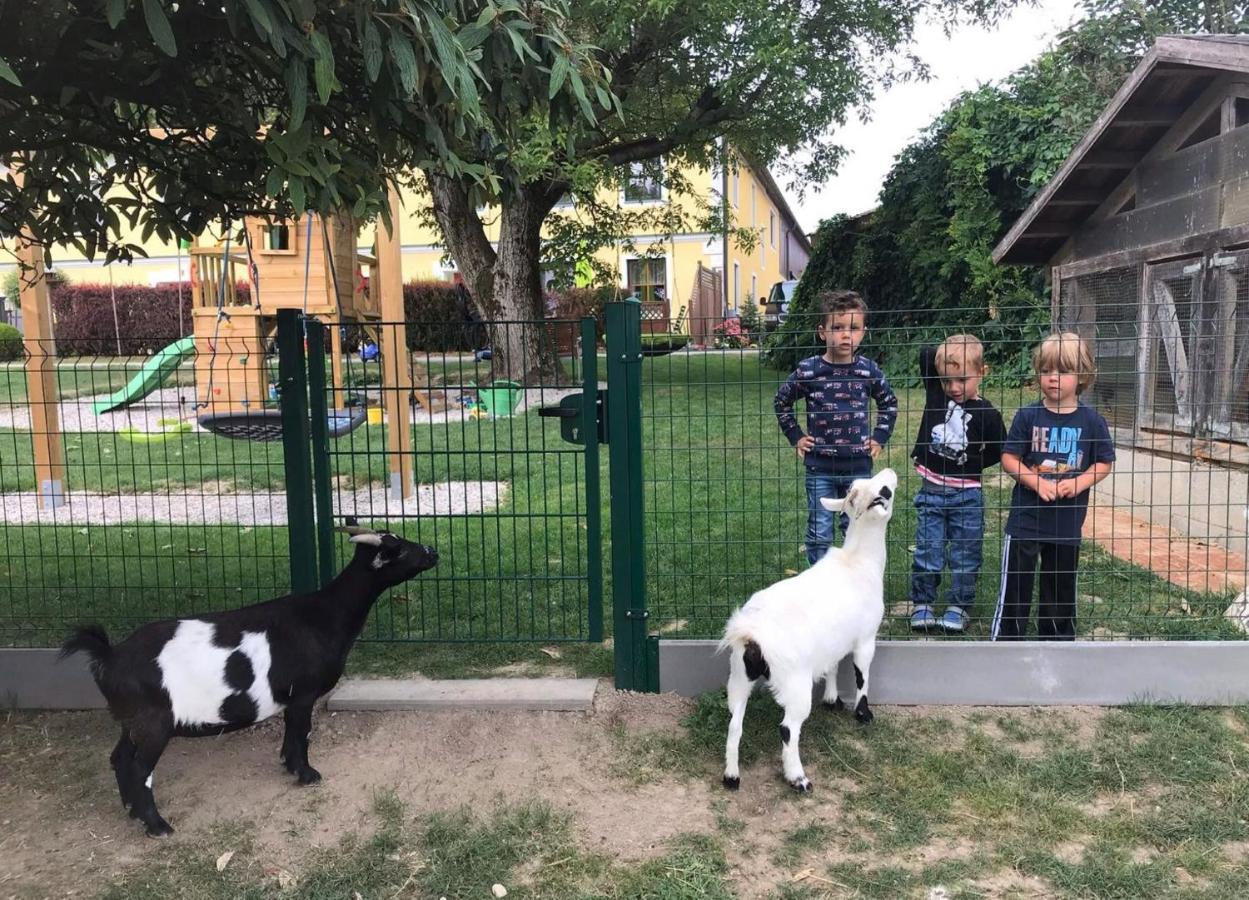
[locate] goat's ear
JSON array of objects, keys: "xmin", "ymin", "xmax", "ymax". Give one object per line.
[{"xmin": 819, "ymin": 497, "xmax": 846, "ymax": 513}]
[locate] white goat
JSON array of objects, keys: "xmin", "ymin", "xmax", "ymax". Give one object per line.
[{"xmin": 720, "ymin": 468, "xmax": 896, "ymax": 792}]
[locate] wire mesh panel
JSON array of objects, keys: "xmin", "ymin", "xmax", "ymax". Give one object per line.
[
  {"xmin": 1058, "ymin": 266, "xmax": 1140, "ymax": 430},
  {"xmin": 318, "ymin": 317, "xmax": 601, "ymax": 643},
  {"xmin": 0, "ymin": 329, "xmax": 293, "ymax": 647},
  {"xmin": 642, "ymin": 301, "xmax": 1249, "ymax": 642}
]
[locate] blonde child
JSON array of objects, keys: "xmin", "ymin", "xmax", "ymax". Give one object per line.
[
  {"xmin": 993, "ymin": 333, "xmax": 1115, "ymax": 640},
  {"xmin": 908, "ymin": 336, "xmax": 1006, "ymax": 632}
]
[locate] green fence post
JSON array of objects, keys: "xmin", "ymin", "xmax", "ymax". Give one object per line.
[
  {"xmin": 277, "ymin": 308, "xmax": 318, "ymax": 595},
  {"xmin": 582, "ymin": 316, "xmax": 604, "ymax": 643},
  {"xmin": 304, "ymin": 318, "xmax": 336, "ymax": 588},
  {"xmin": 605, "ymin": 302, "xmax": 654, "ymax": 691}
]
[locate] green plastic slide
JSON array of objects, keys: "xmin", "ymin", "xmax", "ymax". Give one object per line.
[{"xmin": 92, "ymin": 336, "xmax": 197, "ymax": 415}]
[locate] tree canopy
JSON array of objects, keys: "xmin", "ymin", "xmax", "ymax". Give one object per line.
[
  {"xmin": 762, "ymin": 0, "xmax": 1249, "ymax": 377},
  {"xmin": 0, "ymin": 0, "xmax": 609, "ymax": 264}
]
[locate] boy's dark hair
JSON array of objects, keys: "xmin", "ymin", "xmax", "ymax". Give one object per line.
[{"xmin": 817, "ymin": 289, "xmax": 868, "ymax": 323}]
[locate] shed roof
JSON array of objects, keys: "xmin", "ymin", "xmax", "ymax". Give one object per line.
[{"xmin": 993, "ymin": 35, "xmax": 1249, "ymax": 266}]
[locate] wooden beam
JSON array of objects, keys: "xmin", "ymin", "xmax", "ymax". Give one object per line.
[
  {"xmin": 8, "ymin": 163, "xmax": 66, "ymax": 509},
  {"xmin": 377, "ymin": 185, "xmax": 413, "ymax": 501},
  {"xmin": 1111, "ymin": 104, "xmax": 1186, "ymax": 126},
  {"xmin": 1080, "ymin": 151, "xmax": 1140, "ymax": 169},
  {"xmin": 1050, "ymin": 191, "xmax": 1107, "ymax": 206}
]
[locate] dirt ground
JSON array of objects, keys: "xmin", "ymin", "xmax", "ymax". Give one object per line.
[
  {"xmin": 1, "ymin": 687, "xmax": 719, "ymax": 899},
  {"xmin": 0, "ymin": 689, "xmax": 1121, "ymax": 900}
]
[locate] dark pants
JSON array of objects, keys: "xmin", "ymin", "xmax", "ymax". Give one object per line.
[
  {"xmin": 909, "ymin": 484, "xmax": 984, "ymax": 611},
  {"xmin": 804, "ymin": 470, "xmax": 864, "ymax": 565},
  {"xmin": 992, "ymin": 536, "xmax": 1080, "ymax": 640}
]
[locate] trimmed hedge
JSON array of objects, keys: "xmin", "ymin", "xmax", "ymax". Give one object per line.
[
  {"xmin": 49, "ymin": 282, "xmax": 194, "ymax": 356},
  {"xmin": 0, "ymin": 323, "xmax": 22, "ymax": 361}
]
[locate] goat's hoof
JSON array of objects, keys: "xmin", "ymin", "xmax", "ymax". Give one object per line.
[
  {"xmin": 855, "ymin": 705, "xmax": 874, "ymax": 726},
  {"xmin": 788, "ymin": 777, "xmax": 813, "ymax": 793},
  {"xmin": 144, "ymin": 818, "xmax": 174, "ymax": 838},
  {"xmin": 823, "ymin": 697, "xmax": 845, "ymax": 712},
  {"xmin": 297, "ymin": 766, "xmax": 322, "ymax": 785},
  {"xmin": 722, "ymin": 775, "xmax": 740, "ymax": 791}
]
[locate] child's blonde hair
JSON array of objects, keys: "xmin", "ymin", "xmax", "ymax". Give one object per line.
[
  {"xmin": 1033, "ymin": 332, "xmax": 1096, "ymax": 392},
  {"xmin": 935, "ymin": 334, "xmax": 986, "ymax": 376}
]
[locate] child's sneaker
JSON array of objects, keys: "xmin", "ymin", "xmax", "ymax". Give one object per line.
[
  {"xmin": 939, "ymin": 606, "xmax": 969, "ymax": 633},
  {"xmin": 910, "ymin": 605, "xmax": 936, "ymax": 630}
]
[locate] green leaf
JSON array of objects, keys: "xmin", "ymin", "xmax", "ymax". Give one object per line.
[
  {"xmin": 548, "ymin": 54, "xmax": 568, "ymax": 100},
  {"xmin": 243, "ymin": 0, "xmax": 274, "ymax": 37},
  {"xmin": 104, "ymin": 0, "xmax": 126, "ymax": 28},
  {"xmin": 458, "ymin": 22, "xmax": 489, "ymax": 51},
  {"xmin": 311, "ymin": 30, "xmax": 335, "ymax": 104},
  {"xmin": 287, "ymin": 61, "xmax": 307, "ymax": 130},
  {"xmin": 265, "ymin": 166, "xmax": 284, "ymax": 198},
  {"xmin": 0, "ymin": 56, "xmax": 21, "ymax": 87},
  {"xmin": 289, "ymin": 175, "xmax": 305, "ymax": 212},
  {"xmin": 141, "ymin": 0, "xmax": 177, "ymax": 57},
  {"xmin": 389, "ymin": 33, "xmax": 418, "ymax": 96},
  {"xmin": 568, "ymin": 68, "xmax": 594, "ymax": 124},
  {"xmin": 427, "ymin": 15, "xmax": 458, "ymax": 93},
  {"xmin": 362, "ymin": 19, "xmax": 383, "ymax": 82}
]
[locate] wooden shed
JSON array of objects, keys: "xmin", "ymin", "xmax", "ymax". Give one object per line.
[{"xmin": 994, "ymin": 35, "xmax": 1249, "ymax": 459}]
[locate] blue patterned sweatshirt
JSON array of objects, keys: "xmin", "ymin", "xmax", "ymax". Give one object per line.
[{"xmin": 774, "ymin": 355, "xmax": 899, "ymax": 474}]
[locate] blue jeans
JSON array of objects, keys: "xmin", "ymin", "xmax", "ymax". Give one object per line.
[
  {"xmin": 910, "ymin": 483, "xmax": 984, "ymax": 610},
  {"xmin": 804, "ymin": 470, "xmax": 863, "ymax": 565}
]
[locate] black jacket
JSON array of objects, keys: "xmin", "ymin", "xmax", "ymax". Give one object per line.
[{"xmin": 910, "ymin": 346, "xmax": 1005, "ymax": 483}]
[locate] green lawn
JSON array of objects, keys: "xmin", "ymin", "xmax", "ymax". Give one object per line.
[{"xmin": 0, "ymin": 352, "xmax": 1241, "ymax": 660}]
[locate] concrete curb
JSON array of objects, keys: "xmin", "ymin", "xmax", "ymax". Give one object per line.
[{"xmin": 327, "ymin": 677, "xmax": 599, "ymax": 712}]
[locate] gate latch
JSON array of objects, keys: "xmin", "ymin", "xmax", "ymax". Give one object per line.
[{"xmin": 538, "ymin": 389, "xmax": 608, "ymax": 445}]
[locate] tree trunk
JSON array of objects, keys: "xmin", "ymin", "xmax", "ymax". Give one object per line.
[{"xmin": 428, "ymin": 175, "xmax": 566, "ymax": 385}]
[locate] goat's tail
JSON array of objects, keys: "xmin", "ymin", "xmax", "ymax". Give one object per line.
[
  {"xmin": 719, "ymin": 612, "xmax": 771, "ymax": 682},
  {"xmin": 60, "ymin": 625, "xmax": 112, "ymax": 682}
]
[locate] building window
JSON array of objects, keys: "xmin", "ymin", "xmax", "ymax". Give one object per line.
[
  {"xmin": 265, "ymin": 224, "xmax": 291, "ymax": 252},
  {"xmin": 770, "ymin": 210, "xmax": 776, "ymax": 248},
  {"xmin": 553, "ymin": 193, "xmax": 575, "ymax": 209},
  {"xmin": 623, "ymin": 158, "xmax": 664, "ymax": 203},
  {"xmin": 626, "ymin": 257, "xmax": 667, "ymax": 304},
  {"xmin": 750, "ymin": 183, "xmax": 756, "ymax": 225},
  {"xmin": 732, "ymin": 167, "xmax": 740, "ymax": 207},
  {"xmin": 751, "ymin": 274, "xmax": 757, "ymax": 303},
  {"xmin": 733, "ymin": 263, "xmax": 740, "ymax": 310}
]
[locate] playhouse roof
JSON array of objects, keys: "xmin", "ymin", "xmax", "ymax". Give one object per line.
[{"xmin": 993, "ymin": 35, "xmax": 1249, "ymax": 266}]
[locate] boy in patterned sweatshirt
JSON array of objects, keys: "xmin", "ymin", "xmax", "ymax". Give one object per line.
[{"xmin": 775, "ymin": 290, "xmax": 899, "ymax": 565}]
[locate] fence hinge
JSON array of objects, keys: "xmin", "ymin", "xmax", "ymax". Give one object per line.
[{"xmin": 624, "ymin": 608, "xmax": 650, "ymax": 620}]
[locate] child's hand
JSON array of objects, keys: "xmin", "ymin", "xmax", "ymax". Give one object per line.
[
  {"xmin": 866, "ymin": 439, "xmax": 882, "ymax": 459},
  {"xmin": 1056, "ymin": 477, "xmax": 1081, "ymax": 499},
  {"xmin": 1034, "ymin": 476, "xmax": 1058, "ymax": 502},
  {"xmin": 795, "ymin": 435, "xmax": 815, "ymax": 459}
]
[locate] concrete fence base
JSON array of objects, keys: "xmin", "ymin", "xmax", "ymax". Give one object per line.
[{"xmin": 658, "ymin": 640, "xmax": 1249, "ymax": 705}]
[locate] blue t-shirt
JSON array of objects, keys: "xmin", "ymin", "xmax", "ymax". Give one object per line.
[{"xmin": 1003, "ymin": 401, "xmax": 1116, "ymax": 544}]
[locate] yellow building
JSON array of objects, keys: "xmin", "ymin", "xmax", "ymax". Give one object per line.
[{"xmin": 1, "ymin": 149, "xmax": 810, "ymax": 341}]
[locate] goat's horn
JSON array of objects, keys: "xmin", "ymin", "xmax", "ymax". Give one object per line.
[
  {"xmin": 348, "ymin": 533, "xmax": 384, "ymax": 546},
  {"xmin": 335, "ymin": 524, "xmax": 378, "ymax": 536}
]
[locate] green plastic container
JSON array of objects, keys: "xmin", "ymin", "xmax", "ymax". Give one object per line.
[{"xmin": 475, "ymin": 379, "xmax": 523, "ymax": 418}]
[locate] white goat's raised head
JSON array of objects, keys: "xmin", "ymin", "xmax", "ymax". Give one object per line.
[{"xmin": 819, "ymin": 468, "xmax": 898, "ymax": 524}]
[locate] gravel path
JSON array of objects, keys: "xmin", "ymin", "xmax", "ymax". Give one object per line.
[{"xmin": 0, "ymin": 480, "xmax": 508, "ymax": 525}]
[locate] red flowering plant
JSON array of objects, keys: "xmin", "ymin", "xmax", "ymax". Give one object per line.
[{"xmin": 712, "ymin": 316, "xmax": 751, "ymax": 349}]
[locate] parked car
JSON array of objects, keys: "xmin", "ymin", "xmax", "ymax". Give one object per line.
[{"xmin": 763, "ymin": 279, "xmax": 799, "ymax": 330}]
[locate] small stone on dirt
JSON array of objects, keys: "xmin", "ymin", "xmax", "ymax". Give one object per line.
[
  {"xmin": 492, "ymin": 884, "xmax": 508, "ymax": 898},
  {"xmin": 215, "ymin": 850, "xmax": 234, "ymax": 872}
]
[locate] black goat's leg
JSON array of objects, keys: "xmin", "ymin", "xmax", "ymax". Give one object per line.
[
  {"xmin": 127, "ymin": 719, "xmax": 174, "ymax": 837},
  {"xmin": 110, "ymin": 729, "xmax": 137, "ymax": 810},
  {"xmin": 282, "ymin": 701, "xmax": 321, "ymax": 785}
]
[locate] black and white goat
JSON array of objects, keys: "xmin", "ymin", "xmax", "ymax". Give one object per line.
[
  {"xmin": 721, "ymin": 468, "xmax": 896, "ymax": 793},
  {"xmin": 60, "ymin": 525, "xmax": 437, "ymax": 836}
]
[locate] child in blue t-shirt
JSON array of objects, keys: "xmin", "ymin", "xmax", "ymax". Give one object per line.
[
  {"xmin": 994, "ymin": 332, "xmax": 1115, "ymax": 640},
  {"xmin": 774, "ymin": 289, "xmax": 898, "ymax": 564}
]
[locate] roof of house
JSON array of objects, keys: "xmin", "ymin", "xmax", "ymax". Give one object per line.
[{"xmin": 993, "ymin": 35, "xmax": 1249, "ymax": 266}]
